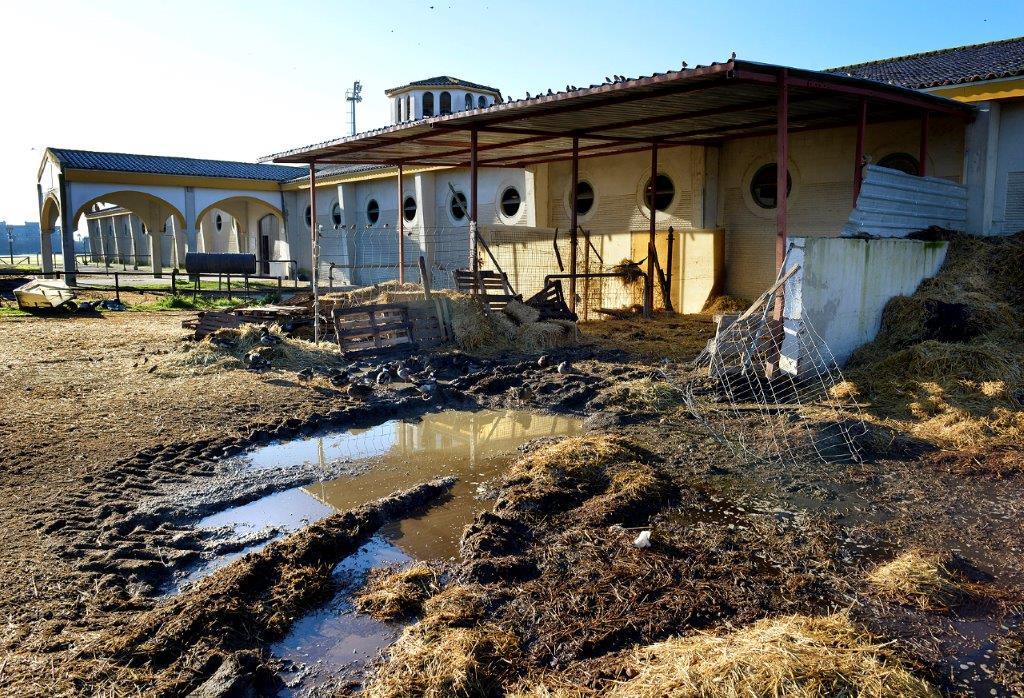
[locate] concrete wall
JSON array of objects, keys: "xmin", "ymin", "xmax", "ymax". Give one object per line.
[
  {"xmin": 993, "ymin": 100, "xmax": 1024, "ymax": 234},
  {"xmin": 783, "ymin": 236, "xmax": 949, "ymax": 366},
  {"xmin": 718, "ymin": 117, "xmax": 964, "ymax": 302}
]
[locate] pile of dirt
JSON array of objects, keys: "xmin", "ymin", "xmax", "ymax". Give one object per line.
[
  {"xmin": 843, "ymin": 232, "xmax": 1024, "ymax": 447},
  {"xmin": 161, "ymin": 323, "xmax": 346, "ymax": 375},
  {"xmin": 83, "ymin": 478, "xmax": 455, "ymax": 695}
]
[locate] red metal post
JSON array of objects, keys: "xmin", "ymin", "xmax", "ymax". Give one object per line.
[
  {"xmin": 309, "ymin": 162, "xmax": 320, "ymax": 343},
  {"xmin": 775, "ymin": 70, "xmax": 789, "ymax": 275},
  {"xmin": 469, "ymin": 129, "xmax": 479, "ymax": 282},
  {"xmin": 645, "ymin": 140, "xmax": 659, "ymax": 316},
  {"xmin": 918, "ymin": 111, "xmax": 930, "ymax": 176},
  {"xmin": 853, "ymin": 99, "xmax": 867, "ymax": 206},
  {"xmin": 568, "ymin": 134, "xmax": 579, "ymax": 314},
  {"xmin": 397, "ymin": 164, "xmax": 405, "ymax": 284}
]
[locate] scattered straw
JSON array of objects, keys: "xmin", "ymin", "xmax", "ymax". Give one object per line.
[
  {"xmin": 354, "ymin": 562, "xmax": 441, "ymax": 620},
  {"xmin": 866, "ymin": 551, "xmax": 964, "ymax": 610},
  {"xmin": 363, "ymin": 622, "xmax": 519, "ymax": 698},
  {"xmin": 604, "ymin": 377, "xmax": 686, "ymax": 413},
  {"xmin": 160, "ymin": 324, "xmax": 345, "ymax": 376},
  {"xmin": 611, "ymin": 259, "xmax": 645, "ymax": 287},
  {"xmin": 593, "ymin": 613, "xmax": 936, "ymax": 697}
]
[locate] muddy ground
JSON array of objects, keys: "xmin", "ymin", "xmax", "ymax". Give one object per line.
[{"xmin": 0, "ymin": 311, "xmax": 1022, "ymax": 695}]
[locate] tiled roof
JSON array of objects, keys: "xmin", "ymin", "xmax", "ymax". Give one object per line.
[
  {"xmin": 284, "ymin": 163, "xmax": 387, "ymax": 182},
  {"xmin": 49, "ymin": 148, "xmax": 306, "ymax": 181},
  {"xmin": 386, "ymin": 76, "xmax": 501, "ymax": 96},
  {"xmin": 827, "ymin": 35, "xmax": 1024, "ymax": 89}
]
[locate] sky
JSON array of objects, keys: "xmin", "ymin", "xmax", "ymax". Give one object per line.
[{"xmin": 3, "ymin": 0, "xmax": 1022, "ymax": 225}]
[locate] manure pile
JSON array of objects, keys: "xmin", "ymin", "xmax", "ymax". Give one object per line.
[{"xmin": 841, "ymin": 232, "xmax": 1024, "ymax": 447}]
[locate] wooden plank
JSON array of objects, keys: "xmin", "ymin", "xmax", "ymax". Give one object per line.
[{"xmin": 336, "ymin": 321, "xmax": 412, "ymax": 339}]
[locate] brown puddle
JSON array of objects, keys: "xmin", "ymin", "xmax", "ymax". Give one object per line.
[{"xmin": 188, "ymin": 408, "xmax": 581, "ymax": 692}]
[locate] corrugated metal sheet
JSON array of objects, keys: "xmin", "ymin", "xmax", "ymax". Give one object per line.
[{"xmin": 842, "ymin": 165, "xmax": 967, "ymax": 237}]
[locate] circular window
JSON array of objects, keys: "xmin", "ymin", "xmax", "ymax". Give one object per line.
[
  {"xmin": 450, "ymin": 191, "xmax": 468, "ymax": 220},
  {"xmin": 403, "ymin": 196, "xmax": 417, "ymax": 222},
  {"xmin": 500, "ymin": 186, "xmax": 522, "ymax": 218},
  {"xmin": 366, "ymin": 199, "xmax": 380, "ymax": 225},
  {"xmin": 877, "ymin": 152, "xmax": 919, "ymax": 176},
  {"xmin": 215, "ymin": 214, "xmax": 223, "ymax": 231},
  {"xmin": 643, "ymin": 174, "xmax": 675, "ymax": 212},
  {"xmin": 304, "ymin": 206, "xmax": 312, "ymax": 227},
  {"xmin": 749, "ymin": 164, "xmax": 793, "ymax": 209},
  {"xmin": 574, "ymin": 181, "xmax": 595, "ymax": 216},
  {"xmin": 331, "ymin": 202, "xmax": 342, "ymax": 226}
]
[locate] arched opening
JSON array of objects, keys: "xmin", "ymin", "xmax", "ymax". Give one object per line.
[
  {"xmin": 464, "ymin": 93, "xmax": 473, "ymax": 111},
  {"xmin": 440, "ymin": 91, "xmax": 452, "ymax": 115},
  {"xmin": 478, "ymin": 95, "xmax": 486, "ymax": 108},
  {"xmin": 422, "ymin": 92, "xmax": 435, "ymax": 117},
  {"xmin": 195, "ymin": 196, "xmax": 283, "ymax": 263},
  {"xmin": 72, "ymin": 191, "xmax": 186, "ymax": 273}
]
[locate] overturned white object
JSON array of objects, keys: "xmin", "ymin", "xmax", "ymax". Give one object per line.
[
  {"xmin": 633, "ymin": 530, "xmax": 652, "ymax": 548},
  {"xmin": 13, "ymin": 279, "xmax": 76, "ymax": 310}
]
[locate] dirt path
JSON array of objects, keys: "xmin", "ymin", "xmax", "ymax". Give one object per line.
[{"xmin": 0, "ymin": 312, "xmax": 330, "ymax": 693}]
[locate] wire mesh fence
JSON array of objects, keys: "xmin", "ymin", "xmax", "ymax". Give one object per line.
[
  {"xmin": 317, "ymin": 220, "xmax": 668, "ymax": 320},
  {"xmin": 682, "ymin": 265, "xmax": 868, "ymax": 466}
]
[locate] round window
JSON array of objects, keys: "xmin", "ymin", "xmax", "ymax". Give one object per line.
[
  {"xmin": 450, "ymin": 191, "xmax": 468, "ymax": 220},
  {"xmin": 643, "ymin": 174, "xmax": 675, "ymax": 212},
  {"xmin": 215, "ymin": 214, "xmax": 223, "ymax": 231},
  {"xmin": 304, "ymin": 206, "xmax": 311, "ymax": 227},
  {"xmin": 500, "ymin": 187, "xmax": 522, "ymax": 218},
  {"xmin": 749, "ymin": 164, "xmax": 792, "ymax": 209},
  {"xmin": 403, "ymin": 196, "xmax": 417, "ymax": 222},
  {"xmin": 877, "ymin": 152, "xmax": 919, "ymax": 176},
  {"xmin": 366, "ymin": 199, "xmax": 380, "ymax": 225},
  {"xmin": 331, "ymin": 202, "xmax": 342, "ymax": 226},
  {"xmin": 574, "ymin": 181, "xmax": 595, "ymax": 216}
]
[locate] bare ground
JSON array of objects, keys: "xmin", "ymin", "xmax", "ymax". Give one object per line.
[{"xmin": 0, "ymin": 311, "xmax": 1022, "ymax": 695}]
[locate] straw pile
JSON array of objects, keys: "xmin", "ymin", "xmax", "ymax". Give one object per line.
[
  {"xmin": 702, "ymin": 294, "xmax": 748, "ymax": 315},
  {"xmin": 604, "ymin": 377, "xmax": 687, "ymax": 413},
  {"xmin": 866, "ymin": 551, "xmax": 965, "ymax": 610},
  {"xmin": 440, "ymin": 292, "xmax": 578, "ymax": 355},
  {"xmin": 582, "ymin": 613, "xmax": 937, "ymax": 697},
  {"xmin": 844, "ymin": 233, "xmax": 1024, "ymax": 447},
  {"xmin": 354, "ymin": 562, "xmax": 442, "ymax": 620},
  {"xmin": 321, "ymin": 281, "xmax": 426, "ymax": 309},
  {"xmin": 161, "ymin": 324, "xmax": 345, "ymax": 375}
]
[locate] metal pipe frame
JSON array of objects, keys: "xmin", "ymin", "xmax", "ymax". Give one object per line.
[
  {"xmin": 397, "ymin": 164, "xmax": 405, "ymax": 284},
  {"xmin": 568, "ymin": 135, "xmax": 579, "ymax": 313},
  {"xmin": 854, "ymin": 99, "xmax": 867, "ymax": 206},
  {"xmin": 309, "ymin": 163, "xmax": 320, "ymax": 343},
  {"xmin": 645, "ymin": 141, "xmax": 658, "ymax": 316}
]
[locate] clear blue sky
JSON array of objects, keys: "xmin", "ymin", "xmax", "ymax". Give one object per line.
[{"xmin": 3, "ymin": 0, "xmax": 1022, "ymax": 224}]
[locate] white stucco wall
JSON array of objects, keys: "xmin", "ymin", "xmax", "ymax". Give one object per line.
[
  {"xmin": 718, "ymin": 117, "xmax": 964, "ymax": 302},
  {"xmin": 783, "ymin": 236, "xmax": 949, "ymax": 366}
]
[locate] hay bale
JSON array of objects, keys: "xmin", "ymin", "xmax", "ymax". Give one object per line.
[
  {"xmin": 866, "ymin": 551, "xmax": 964, "ymax": 610},
  {"xmin": 592, "ymin": 613, "xmax": 936, "ymax": 697},
  {"xmin": 354, "ymin": 562, "xmax": 441, "ymax": 620},
  {"xmin": 503, "ymin": 299, "xmax": 541, "ymax": 325}
]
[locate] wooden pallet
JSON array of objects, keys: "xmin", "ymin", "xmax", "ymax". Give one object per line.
[
  {"xmin": 452, "ymin": 269, "xmax": 516, "ymax": 311},
  {"xmin": 333, "ymin": 303, "xmax": 416, "ymax": 358},
  {"xmin": 233, "ymin": 304, "xmax": 309, "ymax": 319},
  {"xmin": 525, "ymin": 279, "xmax": 578, "ymax": 321},
  {"xmin": 182, "ymin": 311, "xmax": 251, "ymax": 339}
]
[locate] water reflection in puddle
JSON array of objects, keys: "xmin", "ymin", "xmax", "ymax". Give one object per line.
[{"xmin": 190, "ymin": 408, "xmax": 581, "ymax": 694}]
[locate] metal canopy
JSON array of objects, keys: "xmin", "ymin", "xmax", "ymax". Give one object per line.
[{"xmin": 271, "ymin": 60, "xmax": 974, "ymax": 167}]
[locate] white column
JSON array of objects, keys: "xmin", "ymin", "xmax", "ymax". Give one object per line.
[{"xmin": 149, "ymin": 232, "xmax": 163, "ymax": 278}]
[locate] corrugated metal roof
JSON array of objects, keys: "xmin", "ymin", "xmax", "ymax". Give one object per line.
[
  {"xmin": 269, "ymin": 60, "xmax": 974, "ymax": 169},
  {"xmin": 49, "ymin": 148, "xmax": 306, "ymax": 181},
  {"xmin": 827, "ymin": 36, "xmax": 1024, "ymax": 89},
  {"xmin": 386, "ymin": 76, "xmax": 501, "ymax": 96}
]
